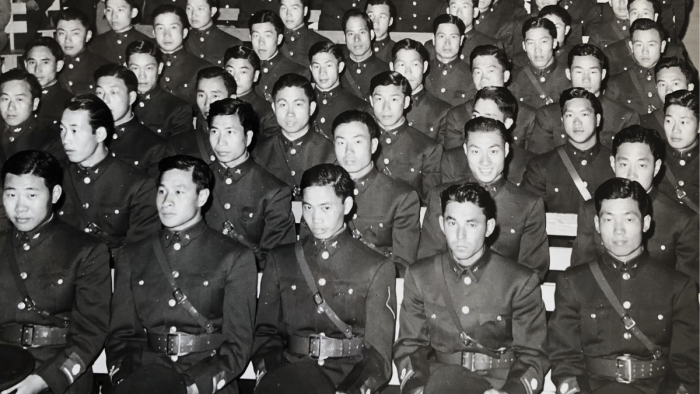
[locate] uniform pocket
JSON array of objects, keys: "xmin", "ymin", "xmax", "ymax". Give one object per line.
[
  {"xmin": 479, "ymin": 313, "xmax": 512, "ymax": 343},
  {"xmin": 35, "ymin": 270, "xmax": 75, "ymax": 313},
  {"xmin": 99, "ymin": 203, "xmax": 131, "ymax": 236}
]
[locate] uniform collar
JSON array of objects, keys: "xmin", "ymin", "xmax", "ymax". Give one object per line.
[
  {"xmin": 445, "ymin": 248, "xmax": 491, "ymax": 283},
  {"xmin": 379, "ymin": 118, "xmax": 407, "ymax": 136},
  {"xmin": 41, "ymin": 82, "xmax": 60, "ymax": 96},
  {"xmin": 411, "ymin": 87, "xmax": 427, "ymax": 106},
  {"xmin": 162, "ymin": 219, "xmax": 207, "ymax": 248},
  {"xmin": 632, "ymin": 63, "xmax": 655, "ymax": 81},
  {"xmin": 305, "ymin": 225, "xmax": 352, "ymax": 260},
  {"xmin": 347, "ymin": 53, "xmax": 376, "ymax": 66},
  {"xmin": 528, "ymin": 58, "xmax": 559, "ymax": 76},
  {"xmin": 280, "ymin": 126, "xmax": 315, "ymax": 148},
  {"xmin": 73, "ymin": 153, "xmax": 114, "ymax": 183},
  {"xmin": 162, "ymin": 47, "xmax": 188, "ymax": 65},
  {"xmin": 138, "ymin": 85, "xmax": 164, "ymax": 101},
  {"xmin": 434, "ymin": 56, "xmax": 461, "ymax": 69},
  {"xmin": 261, "ymin": 51, "xmax": 282, "ymax": 68},
  {"xmin": 112, "ymin": 114, "xmax": 139, "ymax": 140},
  {"xmin": 191, "ymin": 24, "xmax": 215, "ymax": 39},
  {"xmin": 315, "ymin": 84, "xmax": 344, "ymax": 104},
  {"xmin": 601, "ymin": 250, "xmax": 649, "ymax": 276},
  {"xmin": 564, "ymin": 139, "xmax": 601, "ymax": 159},
  {"xmin": 4, "ymin": 117, "xmax": 38, "ymax": 135},
  {"xmin": 65, "ymin": 49, "xmax": 88, "ymax": 63},
  {"xmin": 214, "ymin": 154, "xmax": 254, "ymax": 183},
  {"xmin": 13, "ymin": 214, "xmax": 58, "ymax": 249},
  {"xmin": 477, "ymin": 176, "xmax": 507, "ymax": 198},
  {"xmin": 353, "ymin": 167, "xmax": 379, "ymax": 194},
  {"xmin": 667, "ymin": 141, "xmax": 698, "ymax": 159},
  {"xmin": 284, "ymin": 25, "xmax": 307, "ymax": 39}
]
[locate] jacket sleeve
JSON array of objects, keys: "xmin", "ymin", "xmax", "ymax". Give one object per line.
[
  {"xmin": 35, "ymin": 241, "xmax": 112, "ymax": 394},
  {"xmin": 518, "ymin": 197, "xmax": 549, "ymax": 281},
  {"xmin": 669, "ymin": 276, "xmax": 700, "ymax": 392},
  {"xmin": 125, "ymin": 177, "xmax": 162, "ymax": 245},
  {"xmin": 416, "ymin": 188, "xmax": 447, "ymax": 260},
  {"xmin": 440, "ymin": 153, "xmax": 457, "ymax": 184},
  {"xmin": 571, "ymin": 202, "xmax": 598, "ymax": 266},
  {"xmin": 391, "ymin": 190, "xmax": 421, "ymax": 276},
  {"xmin": 674, "ymin": 214, "xmax": 699, "ymax": 282},
  {"xmin": 521, "ymin": 157, "xmax": 547, "ymax": 201},
  {"xmin": 258, "ymin": 185, "xmax": 296, "ymax": 269},
  {"xmin": 438, "ymin": 110, "xmax": 466, "ymax": 151},
  {"xmin": 420, "ymin": 144, "xmax": 443, "ymax": 204},
  {"xmin": 168, "ymin": 103, "xmax": 194, "ymax": 138},
  {"xmin": 527, "ymin": 108, "xmax": 556, "ymax": 155}
]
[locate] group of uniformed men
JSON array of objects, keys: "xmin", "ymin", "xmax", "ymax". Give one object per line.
[{"xmin": 0, "ymin": 0, "xmax": 697, "ymax": 392}]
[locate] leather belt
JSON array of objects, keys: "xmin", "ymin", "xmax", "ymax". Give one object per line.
[
  {"xmin": 435, "ymin": 349, "xmax": 515, "ymax": 371},
  {"xmin": 146, "ymin": 331, "xmax": 225, "ymax": 356},
  {"xmin": 288, "ymin": 334, "xmax": 364, "ymax": 359},
  {"xmin": 586, "ymin": 355, "xmax": 669, "ymax": 383},
  {"xmin": 0, "ymin": 323, "xmax": 69, "ymax": 347}
]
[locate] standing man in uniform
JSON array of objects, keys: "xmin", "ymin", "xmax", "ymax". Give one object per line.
[
  {"xmin": 184, "ymin": 0, "xmax": 243, "ymax": 66},
  {"xmin": 640, "ymin": 57, "xmax": 695, "ymax": 133},
  {"xmin": 0, "ymin": 150, "xmax": 111, "ymax": 394},
  {"xmin": 107, "ymin": 155, "xmax": 257, "ymax": 394},
  {"xmin": 341, "ymin": 10, "xmax": 390, "ymax": 101},
  {"xmin": 366, "ymin": 0, "xmax": 396, "ymax": 64},
  {"xmin": 394, "ymin": 182, "xmax": 549, "ymax": 394},
  {"xmin": 90, "ymin": 0, "xmax": 153, "ymax": 64},
  {"xmin": 279, "ymin": 0, "xmax": 329, "ymax": 67},
  {"xmin": 252, "ymin": 163, "xmax": 396, "ymax": 393}
]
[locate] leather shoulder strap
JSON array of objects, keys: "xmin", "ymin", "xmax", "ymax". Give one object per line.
[
  {"xmin": 523, "ymin": 67, "xmax": 553, "ymax": 104},
  {"xmin": 556, "ymin": 146, "xmax": 592, "ymax": 201},
  {"xmin": 663, "ymin": 166, "xmax": 699, "ymax": 213},
  {"xmin": 342, "ymin": 68, "xmax": 365, "ymax": 100}
]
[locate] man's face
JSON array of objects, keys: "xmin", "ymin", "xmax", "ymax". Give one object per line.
[
  {"xmin": 311, "ymin": 52, "xmax": 342, "ymax": 91},
  {"xmin": 612, "ymin": 142, "xmax": 659, "ymax": 191},
  {"xmin": 434, "ymin": 23, "xmax": 462, "ymax": 61},
  {"xmin": 105, "ymin": 0, "xmax": 136, "ymax": 32},
  {"xmin": 0, "ymin": 80, "xmax": 39, "ymax": 127},
  {"xmin": 280, "ymin": 0, "xmax": 306, "ymax": 30},
  {"xmin": 251, "ymin": 22, "xmax": 282, "ymax": 61},
  {"xmin": 274, "ymin": 86, "xmax": 314, "ymax": 134},
  {"xmin": 664, "ymin": 104, "xmax": 699, "ymax": 151},
  {"xmin": 629, "ymin": 0, "xmax": 656, "ymax": 24},
  {"xmin": 196, "ymin": 77, "xmax": 230, "ymax": 119},
  {"xmin": 3, "ymin": 173, "xmax": 59, "ymax": 232},
  {"xmin": 568, "ymin": 55, "xmax": 605, "ymax": 95},
  {"xmin": 371, "ymin": 84, "xmax": 408, "ymax": 128},
  {"xmin": 610, "ymin": 0, "xmax": 629, "ymax": 19},
  {"xmin": 154, "ymin": 12, "xmax": 187, "ymax": 52},
  {"xmin": 562, "ymin": 98, "xmax": 599, "ymax": 146},
  {"xmin": 302, "ymin": 185, "xmax": 351, "ymax": 240},
  {"xmin": 543, "ymin": 14, "xmax": 568, "ymax": 45},
  {"xmin": 345, "ymin": 17, "xmax": 373, "ymax": 58},
  {"xmin": 440, "ymin": 200, "xmax": 494, "ymax": 262},
  {"xmin": 186, "ymin": 0, "xmax": 214, "ymax": 30},
  {"xmin": 225, "ymin": 58, "xmax": 258, "ymax": 95},
  {"xmin": 471, "ymin": 55, "xmax": 508, "ymax": 90},
  {"xmin": 157, "ymin": 168, "xmax": 208, "ymax": 231},
  {"xmin": 630, "ymin": 29, "xmax": 665, "ymax": 69},
  {"xmin": 128, "ymin": 53, "xmax": 161, "ymax": 93},
  {"xmin": 367, "ymin": 4, "xmax": 392, "ymax": 38},
  {"xmin": 334, "ymin": 121, "xmax": 377, "ymax": 175},
  {"xmin": 656, "ymin": 66, "xmax": 692, "ymax": 104},
  {"xmin": 466, "ymin": 131, "xmax": 507, "ymax": 184},
  {"xmin": 595, "ymin": 197, "xmax": 650, "ymax": 262},
  {"xmin": 209, "ymin": 114, "xmax": 251, "ymax": 166},
  {"xmin": 56, "ymin": 19, "xmax": 91, "ymax": 57},
  {"xmin": 523, "ymin": 27, "xmax": 556, "ymax": 69},
  {"xmin": 25, "ymin": 46, "xmax": 62, "ymax": 88},
  {"xmin": 96, "ymin": 76, "xmax": 134, "ymax": 124},
  {"xmin": 60, "ymin": 109, "xmax": 103, "ymax": 165},
  {"xmin": 448, "ymin": 0, "xmax": 475, "ymax": 28},
  {"xmin": 392, "ymin": 49, "xmax": 425, "ymax": 91}
]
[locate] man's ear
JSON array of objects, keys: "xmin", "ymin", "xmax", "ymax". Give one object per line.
[
  {"xmin": 403, "ymin": 95, "xmax": 410, "ymax": 109},
  {"xmin": 369, "ymin": 96, "xmax": 374, "ymax": 107},
  {"xmin": 688, "ymin": 82, "xmax": 695, "ymax": 91},
  {"xmin": 596, "ymin": 113, "xmax": 601, "ymax": 127},
  {"xmin": 473, "ymin": 7, "xmax": 480, "ymax": 18},
  {"xmin": 602, "ymin": 68, "xmax": 607, "ymax": 81},
  {"xmin": 304, "ymin": 6, "xmax": 308, "ymax": 17},
  {"xmin": 389, "ymin": 16, "xmax": 394, "ymax": 26},
  {"xmin": 183, "ymin": 27, "xmax": 189, "ymax": 39},
  {"xmin": 504, "ymin": 141, "xmax": 510, "ymax": 158},
  {"xmin": 271, "ymin": 101, "xmax": 276, "ymax": 113},
  {"xmin": 51, "ymin": 184, "xmax": 62, "ymax": 204},
  {"xmin": 343, "ymin": 196, "xmax": 353, "ymax": 215},
  {"xmin": 660, "ymin": 40, "xmax": 666, "ymax": 53},
  {"xmin": 439, "ymin": 215, "xmax": 445, "ymax": 234},
  {"xmin": 653, "ymin": 12, "xmax": 658, "ymax": 21},
  {"xmin": 158, "ymin": 62, "xmax": 164, "ymax": 75},
  {"xmin": 128, "ymin": 90, "xmax": 137, "ymax": 105},
  {"xmin": 503, "ymin": 70, "xmax": 510, "ymax": 84},
  {"xmin": 460, "ymin": 35, "xmax": 465, "ymax": 46},
  {"xmin": 565, "ymin": 25, "xmax": 571, "ymax": 37},
  {"xmin": 594, "ymin": 215, "xmax": 600, "ymax": 234},
  {"xmin": 504, "ymin": 117, "xmax": 514, "ymax": 130},
  {"xmin": 32, "ymin": 97, "xmax": 40, "ymax": 112},
  {"xmin": 131, "ymin": 7, "xmax": 139, "ymax": 19},
  {"xmin": 552, "ymin": 39, "xmax": 558, "ymax": 50},
  {"xmin": 338, "ymin": 61, "xmax": 345, "ymax": 74},
  {"xmin": 85, "ymin": 30, "xmax": 93, "ymax": 43},
  {"xmin": 522, "ymin": 41, "xmax": 526, "ymax": 52},
  {"xmin": 245, "ymin": 130, "xmax": 254, "ymax": 147},
  {"xmin": 642, "ymin": 214, "xmax": 651, "ymax": 232},
  {"xmin": 210, "ymin": 7, "xmax": 218, "ymax": 18},
  {"xmin": 95, "ymin": 126, "xmax": 108, "ymax": 144},
  {"xmin": 309, "ymin": 101, "xmax": 317, "ymax": 116},
  {"xmin": 276, "ymin": 33, "xmax": 283, "ymax": 46},
  {"xmin": 197, "ymin": 189, "xmax": 211, "ymax": 207},
  {"xmin": 610, "ymin": 155, "xmax": 616, "ymax": 171},
  {"xmin": 254, "ymin": 70, "xmax": 260, "ymax": 83},
  {"xmin": 423, "ymin": 60, "xmax": 428, "ymax": 74},
  {"xmin": 653, "ymin": 159, "xmax": 662, "ymax": 177},
  {"xmin": 627, "ymin": 40, "xmax": 633, "ymax": 53},
  {"xmin": 389, "ymin": 62, "xmax": 394, "ymax": 71},
  {"xmin": 371, "ymin": 137, "xmax": 379, "ymax": 154},
  {"xmin": 370, "ymin": 29, "xmax": 375, "ymax": 41},
  {"xmin": 485, "ymin": 217, "xmax": 496, "ymax": 237},
  {"xmin": 56, "ymin": 59, "xmax": 65, "ymax": 73},
  {"xmin": 566, "ymin": 68, "xmax": 571, "ymax": 81}
]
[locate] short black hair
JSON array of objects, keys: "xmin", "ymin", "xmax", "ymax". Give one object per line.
[
  {"xmin": 207, "ymin": 98, "xmax": 259, "ymax": 136},
  {"xmin": 94, "ymin": 64, "xmax": 139, "ymax": 94},
  {"xmin": 195, "ymin": 0, "xmax": 218, "ymax": 9},
  {"xmin": 126, "ymin": 40, "xmax": 163, "ymax": 64},
  {"xmin": 391, "ymin": 38, "xmax": 430, "ymax": 63},
  {"xmin": 248, "ymin": 10, "xmax": 284, "ymax": 36},
  {"xmin": 370, "ymin": 71, "xmax": 411, "ymax": 97},
  {"xmin": 432, "ymin": 14, "xmax": 466, "ymax": 35},
  {"xmin": 2, "ymin": 150, "xmax": 62, "ymax": 191},
  {"xmin": 224, "ymin": 45, "xmax": 261, "ymax": 70},
  {"xmin": 664, "ymin": 89, "xmax": 699, "ymax": 120},
  {"xmin": 594, "ymin": 177, "xmax": 650, "ymax": 217},
  {"xmin": 24, "ymin": 37, "xmax": 64, "ymax": 63},
  {"xmin": 332, "ymin": 110, "xmax": 380, "ymax": 140},
  {"xmin": 365, "ymin": 0, "xmax": 396, "ymax": 19},
  {"xmin": 464, "ymin": 116, "xmax": 508, "ymax": 146},
  {"xmin": 559, "ymin": 87, "xmax": 602, "ymax": 117},
  {"xmin": 196, "ymin": 67, "xmax": 237, "ymax": 96},
  {"xmin": 440, "ymin": 182, "xmax": 496, "ymax": 220},
  {"xmin": 469, "ymin": 45, "xmax": 510, "ymax": 72},
  {"xmin": 152, "ymin": 4, "xmax": 189, "ymax": 28},
  {"xmin": 539, "ymin": 5, "xmax": 571, "ymax": 27},
  {"xmin": 654, "ymin": 57, "xmax": 695, "ymax": 83},
  {"xmin": 627, "ymin": 0, "xmax": 661, "ymax": 14},
  {"xmin": 342, "ymin": 9, "xmax": 373, "ymax": 33},
  {"xmin": 301, "ymin": 163, "xmax": 355, "ymax": 201},
  {"xmin": 521, "ymin": 17, "xmax": 557, "ymax": 41},
  {"xmin": 0, "ymin": 69, "xmax": 42, "ymax": 101},
  {"xmin": 567, "ymin": 43, "xmax": 607, "ymax": 70},
  {"xmin": 612, "ymin": 125, "xmax": 665, "ymax": 162},
  {"xmin": 475, "ymin": 86, "xmax": 517, "ymax": 120},
  {"xmin": 309, "ymin": 41, "xmax": 344, "ymax": 64},
  {"xmin": 272, "ymin": 73, "xmax": 315, "ymax": 102},
  {"xmin": 630, "ymin": 18, "xmax": 665, "ymax": 41},
  {"xmin": 106, "ymin": 0, "xmax": 142, "ymax": 12},
  {"xmin": 158, "ymin": 155, "xmax": 213, "ymax": 194},
  {"xmin": 64, "ymin": 94, "xmax": 115, "ymax": 143},
  {"xmin": 56, "ymin": 8, "xmax": 91, "ymax": 30}
]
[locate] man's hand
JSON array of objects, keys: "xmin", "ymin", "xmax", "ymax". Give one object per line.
[
  {"xmin": 186, "ymin": 383, "xmax": 199, "ymax": 394},
  {"xmin": 1, "ymin": 374, "xmax": 49, "ymax": 394},
  {"xmin": 24, "ymin": 0, "xmax": 39, "ymax": 10}
]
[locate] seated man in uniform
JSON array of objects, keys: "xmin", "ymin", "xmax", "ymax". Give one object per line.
[
  {"xmin": 418, "ymin": 117, "xmax": 549, "ymax": 279},
  {"xmin": 94, "ymin": 64, "xmax": 171, "ymax": 178},
  {"xmin": 366, "ymin": 0, "xmax": 396, "ymax": 63},
  {"xmin": 107, "ymin": 155, "xmax": 257, "ymax": 394},
  {"xmin": 205, "ymin": 98, "xmax": 296, "ymax": 270},
  {"xmin": 252, "ymin": 163, "xmax": 396, "ymax": 394},
  {"xmin": 548, "ymin": 177, "xmax": 699, "ymax": 394},
  {"xmin": 340, "ymin": 9, "xmax": 390, "ymax": 101},
  {"xmin": 55, "ymin": 9, "xmax": 110, "ymax": 96},
  {"xmin": 424, "ymin": 14, "xmax": 475, "ymax": 106},
  {"xmin": 127, "ymin": 40, "xmax": 193, "ymax": 139},
  {"xmin": 587, "ymin": 0, "xmax": 631, "ymax": 50},
  {"xmin": 309, "ymin": 42, "xmax": 369, "ymax": 140},
  {"xmin": 279, "ymin": 0, "xmax": 329, "ymax": 67},
  {"xmin": 249, "ymin": 10, "xmax": 309, "ymax": 102},
  {"xmin": 395, "ymin": 182, "xmax": 549, "ymax": 394},
  {"xmin": 522, "ymin": 88, "xmax": 615, "ymax": 214},
  {"xmin": 184, "ymin": 0, "xmax": 242, "ymax": 66},
  {"xmin": 24, "ymin": 37, "xmax": 73, "ymax": 130},
  {"xmin": 58, "ymin": 95, "xmax": 161, "ymax": 253},
  {"xmin": 391, "ymin": 38, "xmax": 452, "ymax": 140},
  {"xmin": 90, "ymin": 0, "xmax": 153, "ymax": 64},
  {"xmin": 510, "ymin": 17, "xmax": 570, "ymax": 110},
  {"xmin": 370, "ymin": 71, "xmax": 443, "ymax": 204},
  {"xmin": 0, "ymin": 150, "xmax": 111, "ymax": 394},
  {"xmin": 640, "ymin": 57, "xmax": 696, "ymax": 132},
  {"xmin": 333, "ymin": 109, "xmax": 420, "ymax": 275},
  {"xmin": 152, "ymin": 4, "xmax": 212, "ymax": 104},
  {"xmin": 572, "ymin": 125, "xmax": 699, "ymax": 280},
  {"xmin": 528, "ymin": 44, "xmax": 639, "ymax": 153},
  {"xmin": 472, "ymin": 0, "xmax": 519, "ymax": 56},
  {"xmin": 253, "ymin": 74, "xmax": 335, "ymax": 199}
]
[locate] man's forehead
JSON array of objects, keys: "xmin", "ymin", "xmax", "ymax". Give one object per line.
[
  {"xmin": 632, "ymin": 29, "xmax": 661, "ymax": 41},
  {"xmin": 155, "ymin": 13, "xmax": 183, "ymax": 25},
  {"xmin": 525, "ymin": 27, "xmax": 552, "ymax": 39},
  {"xmin": 251, "ymin": 22, "xmax": 277, "ymax": 32},
  {"xmin": 57, "ymin": 19, "xmax": 87, "ymax": 30},
  {"xmin": 27, "ymin": 46, "xmax": 56, "ymax": 60},
  {"xmin": 657, "ymin": 67, "xmax": 686, "ymax": 80},
  {"xmin": 617, "ymin": 141, "xmax": 653, "ymax": 157},
  {"xmin": 1, "ymin": 79, "xmax": 31, "ymax": 94}
]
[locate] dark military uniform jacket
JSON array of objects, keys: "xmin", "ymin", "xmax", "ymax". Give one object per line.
[
  {"xmin": 586, "ymin": 17, "xmax": 630, "ymax": 50},
  {"xmin": 58, "ymin": 155, "xmax": 162, "ymax": 251},
  {"xmin": 548, "ymin": 252, "xmax": 699, "ymax": 394},
  {"xmin": 424, "ymin": 29, "xmax": 500, "ymax": 65},
  {"xmin": 375, "ymin": 121, "xmax": 443, "ymax": 204},
  {"xmin": 256, "ymin": 51, "xmax": 310, "ymax": 102},
  {"xmin": 425, "ymin": 57, "xmax": 474, "ymax": 107},
  {"xmin": 0, "ymin": 217, "xmax": 111, "ymax": 394},
  {"xmin": 318, "ymin": 0, "xmax": 367, "ymax": 30},
  {"xmin": 522, "ymin": 142, "xmax": 615, "ymax": 213},
  {"xmin": 90, "ymin": 27, "xmax": 154, "ymax": 64},
  {"xmin": 134, "ymin": 86, "xmax": 193, "ymax": 139},
  {"xmin": 185, "ymin": 25, "xmax": 243, "ymax": 67},
  {"xmin": 170, "ymin": 114, "xmax": 218, "ymax": 164},
  {"xmin": 313, "ymin": 85, "xmax": 369, "ymax": 139},
  {"xmin": 107, "ymin": 220, "xmax": 257, "ymax": 394},
  {"xmin": 510, "ymin": 6, "xmax": 583, "ymax": 67},
  {"xmin": 281, "ymin": 25, "xmax": 329, "ymax": 67},
  {"xmin": 393, "ymin": 0, "xmax": 442, "ymax": 32},
  {"xmin": 237, "ymin": 90, "xmax": 278, "ymax": 142},
  {"xmin": 36, "ymin": 82, "xmax": 73, "ymax": 129},
  {"xmin": 510, "ymin": 60, "xmax": 570, "ymax": 110},
  {"xmin": 205, "ymin": 158, "xmax": 296, "ymax": 269},
  {"xmin": 341, "ymin": 53, "xmax": 390, "ymax": 101},
  {"xmin": 605, "ymin": 64, "xmax": 663, "ymax": 116},
  {"xmin": 160, "ymin": 47, "xmax": 212, "ymax": 104},
  {"xmin": 372, "ymin": 36, "xmax": 394, "ymax": 64},
  {"xmin": 252, "ymin": 229, "xmax": 396, "ymax": 393},
  {"xmin": 571, "ymin": 188, "xmax": 699, "ymax": 281},
  {"xmin": 406, "ymin": 87, "xmax": 451, "ymax": 141},
  {"xmin": 474, "ymin": 0, "xmax": 519, "ymax": 56},
  {"xmin": 659, "ymin": 143, "xmax": 699, "ymax": 213},
  {"xmin": 417, "ymin": 176, "xmax": 549, "ymax": 280},
  {"xmin": 560, "ymin": 0, "xmax": 602, "ymax": 32},
  {"xmin": 394, "ymin": 250, "xmax": 549, "ymax": 394},
  {"xmin": 0, "ymin": 117, "xmax": 64, "ymax": 165},
  {"xmin": 59, "ymin": 49, "xmax": 111, "ymax": 95},
  {"xmin": 237, "ymin": 0, "xmax": 280, "ymax": 28},
  {"xmin": 441, "ymin": 141, "xmax": 534, "ymax": 187},
  {"xmin": 640, "ymin": 107, "xmax": 664, "ymax": 135},
  {"xmin": 527, "ymin": 95, "xmax": 640, "ymax": 154},
  {"xmin": 110, "ymin": 114, "xmax": 172, "ymax": 177},
  {"xmin": 604, "ymin": 38, "xmax": 687, "ymax": 76}
]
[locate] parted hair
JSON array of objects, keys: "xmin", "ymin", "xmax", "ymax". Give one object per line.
[
  {"xmin": 594, "ymin": 177, "xmax": 650, "ymax": 217},
  {"xmin": 332, "ymin": 110, "xmax": 380, "ymax": 140},
  {"xmin": 196, "ymin": 67, "xmax": 238, "ymax": 96},
  {"xmin": 0, "ymin": 69, "xmax": 42, "ymax": 101},
  {"xmin": 464, "ymin": 116, "xmax": 509, "ymax": 146},
  {"xmin": 475, "ymin": 86, "xmax": 518, "ymax": 121},
  {"xmin": 24, "ymin": 37, "xmax": 64, "ymax": 63},
  {"xmin": 391, "ymin": 38, "xmax": 430, "ymax": 64},
  {"xmin": 664, "ymin": 89, "xmax": 699, "ymax": 120},
  {"xmin": 469, "ymin": 45, "xmax": 510, "ymax": 72},
  {"xmin": 309, "ymin": 41, "xmax": 345, "ymax": 63},
  {"xmin": 106, "ymin": 0, "xmax": 142, "ymax": 11},
  {"xmin": 521, "ymin": 17, "xmax": 557, "ymax": 41},
  {"xmin": 370, "ymin": 71, "xmax": 411, "ymax": 97},
  {"xmin": 152, "ymin": 4, "xmax": 189, "ymax": 28},
  {"xmin": 272, "ymin": 73, "xmax": 315, "ymax": 102},
  {"xmin": 56, "ymin": 8, "xmax": 91, "ymax": 29},
  {"xmin": 94, "ymin": 64, "xmax": 139, "ymax": 94},
  {"xmin": 630, "ymin": 18, "xmax": 665, "ymax": 41},
  {"xmin": 2, "ymin": 150, "xmax": 63, "ymax": 190},
  {"xmin": 224, "ymin": 45, "xmax": 261, "ymax": 70},
  {"xmin": 559, "ymin": 87, "xmax": 602, "ymax": 116},
  {"xmin": 567, "ymin": 44, "xmax": 607, "ymax": 70},
  {"xmin": 64, "ymin": 94, "xmax": 115, "ymax": 142},
  {"xmin": 432, "ymin": 14, "xmax": 466, "ymax": 35},
  {"xmin": 158, "ymin": 155, "xmax": 213, "ymax": 193},
  {"xmin": 301, "ymin": 164, "xmax": 355, "ymax": 201},
  {"xmin": 342, "ymin": 9, "xmax": 373, "ymax": 33},
  {"xmin": 654, "ymin": 57, "xmax": 696, "ymax": 84},
  {"xmin": 126, "ymin": 40, "xmax": 163, "ymax": 64},
  {"xmin": 249, "ymin": 10, "xmax": 285, "ymax": 35},
  {"xmin": 539, "ymin": 5, "xmax": 571, "ymax": 27},
  {"xmin": 612, "ymin": 125, "xmax": 665, "ymax": 162},
  {"xmin": 440, "ymin": 182, "xmax": 496, "ymax": 220},
  {"xmin": 207, "ymin": 98, "xmax": 260, "ymax": 136}
]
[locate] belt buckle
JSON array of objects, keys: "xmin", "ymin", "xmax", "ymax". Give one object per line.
[
  {"xmin": 675, "ymin": 187, "xmax": 687, "ymax": 200},
  {"xmin": 616, "ymin": 354, "xmax": 633, "ymax": 384},
  {"xmin": 308, "ymin": 334, "xmax": 324, "ymax": 359},
  {"xmin": 622, "ymin": 315, "xmax": 636, "ymax": 330},
  {"xmin": 20, "ymin": 325, "xmax": 35, "ymax": 347},
  {"xmin": 166, "ymin": 333, "xmax": 184, "ymax": 356},
  {"xmin": 461, "ymin": 352, "xmax": 475, "ymax": 371}
]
